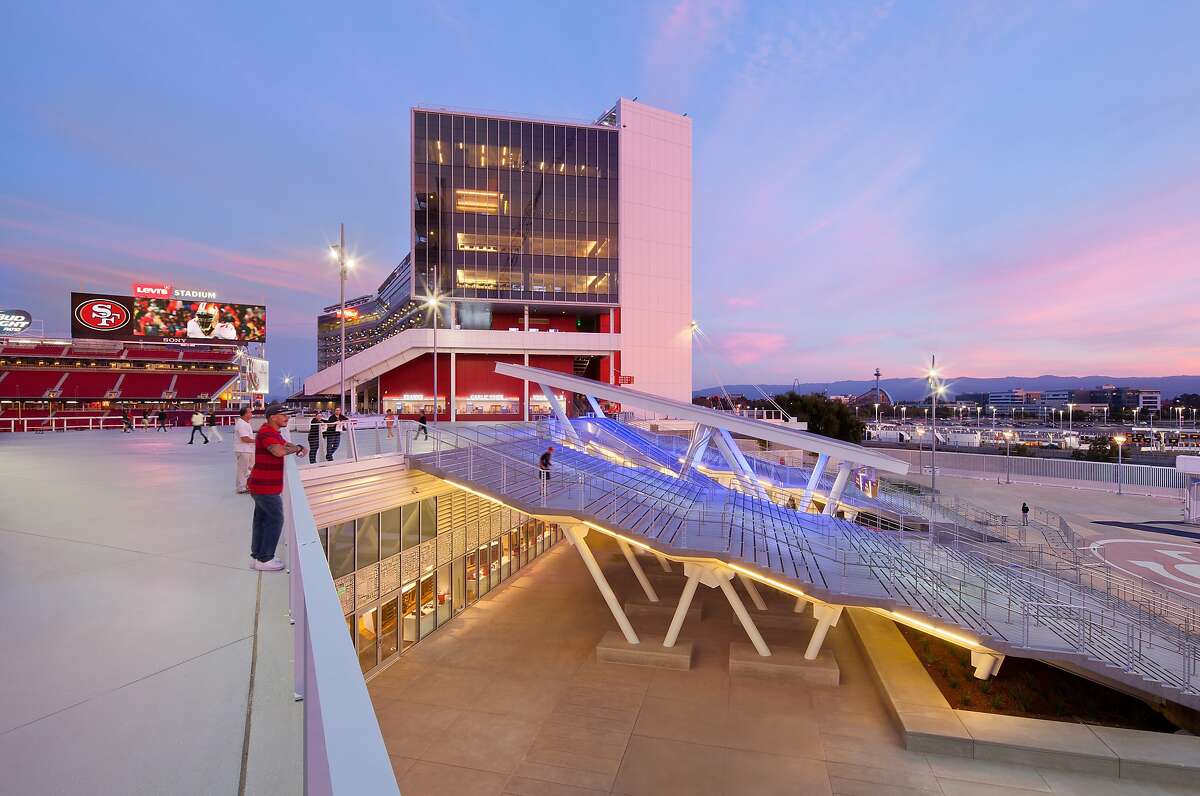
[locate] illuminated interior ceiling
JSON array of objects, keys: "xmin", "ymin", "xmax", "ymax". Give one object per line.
[{"xmin": 454, "ymin": 189, "xmax": 503, "ymax": 215}]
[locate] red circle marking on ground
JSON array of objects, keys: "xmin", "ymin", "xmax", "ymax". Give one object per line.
[{"xmin": 1090, "ymin": 539, "xmax": 1200, "ymax": 600}]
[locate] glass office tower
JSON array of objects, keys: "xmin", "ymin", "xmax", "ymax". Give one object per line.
[{"xmin": 412, "ymin": 109, "xmax": 619, "ymax": 304}]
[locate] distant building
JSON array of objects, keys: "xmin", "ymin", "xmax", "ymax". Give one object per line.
[
  {"xmin": 849, "ymin": 386, "xmax": 893, "ymax": 408},
  {"xmin": 987, "ymin": 389, "xmax": 1028, "ymax": 407}
]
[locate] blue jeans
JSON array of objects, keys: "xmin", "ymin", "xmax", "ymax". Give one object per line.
[{"xmin": 251, "ymin": 493, "xmax": 284, "ymax": 562}]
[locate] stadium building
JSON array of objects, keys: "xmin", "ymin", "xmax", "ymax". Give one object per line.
[{"xmin": 304, "ymin": 98, "xmax": 692, "ymax": 417}]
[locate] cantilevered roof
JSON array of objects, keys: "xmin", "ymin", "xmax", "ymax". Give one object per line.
[{"xmin": 494, "ymin": 363, "xmax": 910, "ymax": 475}]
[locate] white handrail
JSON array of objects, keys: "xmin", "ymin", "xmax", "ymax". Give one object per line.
[{"xmin": 283, "ymin": 458, "xmax": 399, "ymax": 796}]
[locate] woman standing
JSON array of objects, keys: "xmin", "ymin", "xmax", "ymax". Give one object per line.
[
  {"xmin": 206, "ymin": 410, "xmax": 225, "ymax": 443},
  {"xmin": 306, "ymin": 410, "xmax": 324, "ymax": 464}
]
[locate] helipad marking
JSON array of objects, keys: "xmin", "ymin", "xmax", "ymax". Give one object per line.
[{"xmin": 1090, "ymin": 539, "xmax": 1200, "ymax": 600}]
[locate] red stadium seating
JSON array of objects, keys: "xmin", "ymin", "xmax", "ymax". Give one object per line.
[
  {"xmin": 115, "ymin": 372, "xmax": 175, "ymax": 398},
  {"xmin": 0, "ymin": 369, "xmax": 66, "ymax": 398},
  {"xmin": 123, "ymin": 348, "xmax": 181, "ymax": 361},
  {"xmin": 58, "ymin": 371, "xmax": 122, "ymax": 399},
  {"xmin": 179, "ymin": 350, "xmax": 238, "ymax": 362},
  {"xmin": 0, "ymin": 344, "xmax": 69, "ymax": 357},
  {"xmin": 172, "ymin": 372, "xmax": 238, "ymax": 399}
]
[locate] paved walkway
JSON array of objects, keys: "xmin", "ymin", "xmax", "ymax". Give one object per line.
[
  {"xmin": 368, "ymin": 533, "xmax": 1194, "ymax": 796},
  {"xmin": 0, "ymin": 428, "xmax": 300, "ymax": 794}
]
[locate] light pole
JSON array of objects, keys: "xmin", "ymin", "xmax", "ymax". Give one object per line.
[
  {"xmin": 1067, "ymin": 402, "xmax": 1074, "ymax": 433},
  {"xmin": 915, "ymin": 425, "xmax": 925, "ymax": 474},
  {"xmin": 1193, "ymin": 408, "xmax": 1197, "ymax": 428},
  {"xmin": 990, "ymin": 405, "xmax": 996, "ymax": 428},
  {"xmin": 927, "ymin": 355, "xmax": 944, "ymax": 495},
  {"xmin": 1003, "ymin": 430, "xmax": 1014, "ymax": 484},
  {"xmin": 328, "ymin": 225, "xmax": 356, "ymax": 416},
  {"xmin": 425, "ymin": 293, "xmax": 443, "ymax": 428},
  {"xmin": 1102, "ymin": 406, "xmax": 1107, "ymax": 427},
  {"xmin": 901, "ymin": 406, "xmax": 907, "ymax": 423},
  {"xmin": 1177, "ymin": 406, "xmax": 1184, "ymax": 430},
  {"xmin": 1113, "ymin": 434, "xmax": 1126, "ymax": 495},
  {"xmin": 874, "ymin": 402, "xmax": 880, "ymax": 428}
]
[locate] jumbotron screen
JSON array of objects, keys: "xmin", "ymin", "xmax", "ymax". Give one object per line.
[{"xmin": 71, "ymin": 293, "xmax": 267, "ymax": 343}]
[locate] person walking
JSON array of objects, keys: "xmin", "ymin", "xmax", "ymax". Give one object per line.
[
  {"xmin": 120, "ymin": 408, "xmax": 133, "ymax": 433},
  {"xmin": 234, "ymin": 406, "xmax": 255, "ymax": 493},
  {"xmin": 188, "ymin": 408, "xmax": 209, "ymax": 444},
  {"xmin": 247, "ymin": 403, "xmax": 306, "ymax": 571},
  {"xmin": 141, "ymin": 408, "xmax": 151, "ymax": 431},
  {"xmin": 417, "ymin": 409, "xmax": 429, "ymax": 441},
  {"xmin": 538, "ymin": 445, "xmax": 554, "ymax": 497},
  {"xmin": 207, "ymin": 410, "xmax": 225, "ymax": 443},
  {"xmin": 385, "ymin": 408, "xmax": 396, "ymax": 439},
  {"xmin": 1021, "ymin": 502, "xmax": 1030, "ymax": 526},
  {"xmin": 306, "ymin": 410, "xmax": 324, "ymax": 464},
  {"xmin": 324, "ymin": 409, "xmax": 344, "ymax": 461},
  {"xmin": 156, "ymin": 407, "xmax": 169, "ymax": 431}
]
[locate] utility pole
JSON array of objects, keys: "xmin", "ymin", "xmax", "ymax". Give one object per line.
[
  {"xmin": 929, "ymin": 355, "xmax": 939, "ymax": 495},
  {"xmin": 328, "ymin": 223, "xmax": 354, "ymax": 416}
]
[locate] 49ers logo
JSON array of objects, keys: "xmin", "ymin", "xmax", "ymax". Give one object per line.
[{"xmin": 75, "ymin": 299, "xmax": 131, "ymax": 331}]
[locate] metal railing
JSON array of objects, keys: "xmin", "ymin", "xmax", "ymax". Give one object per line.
[
  {"xmin": 405, "ymin": 420, "xmax": 1200, "ymax": 701},
  {"xmin": 283, "ymin": 457, "xmax": 399, "ymax": 795},
  {"xmin": 886, "ymin": 449, "xmax": 1189, "ymax": 497}
]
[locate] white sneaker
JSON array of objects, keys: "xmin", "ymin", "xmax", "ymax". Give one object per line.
[{"xmin": 254, "ymin": 559, "xmax": 285, "ymax": 572}]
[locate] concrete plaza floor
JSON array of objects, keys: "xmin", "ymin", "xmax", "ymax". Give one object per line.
[
  {"xmin": 368, "ymin": 533, "xmax": 1196, "ymax": 796},
  {"xmin": 0, "ymin": 428, "xmax": 300, "ymax": 795}
]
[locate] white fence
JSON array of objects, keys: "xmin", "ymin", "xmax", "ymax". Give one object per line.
[{"xmin": 888, "ymin": 449, "xmax": 1188, "ymax": 498}]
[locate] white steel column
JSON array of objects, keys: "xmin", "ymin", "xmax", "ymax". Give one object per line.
[
  {"xmin": 538, "ymin": 382, "xmax": 579, "ymax": 440},
  {"xmin": 563, "ymin": 525, "xmax": 639, "ymax": 644},
  {"xmin": 805, "ymin": 603, "xmax": 843, "ymax": 659},
  {"xmin": 654, "ymin": 553, "xmax": 672, "ymax": 573},
  {"xmin": 821, "ymin": 462, "xmax": 854, "ymax": 516},
  {"xmin": 712, "ymin": 428, "xmax": 768, "ymax": 499},
  {"xmin": 586, "ymin": 393, "xmax": 606, "ymax": 418},
  {"xmin": 799, "ymin": 453, "xmax": 828, "ymax": 512},
  {"xmin": 522, "ymin": 352, "xmax": 529, "ymax": 422},
  {"xmin": 619, "ymin": 540, "xmax": 658, "ymax": 602},
  {"xmin": 737, "ymin": 574, "xmax": 767, "ymax": 611},
  {"xmin": 718, "ymin": 574, "xmax": 771, "ymax": 656},
  {"xmin": 449, "ymin": 352, "xmax": 457, "ymax": 421},
  {"xmin": 680, "ymin": 425, "xmax": 712, "ymax": 475},
  {"xmin": 663, "ymin": 570, "xmax": 701, "ymax": 647},
  {"xmin": 971, "ymin": 651, "xmax": 1005, "ymax": 680}
]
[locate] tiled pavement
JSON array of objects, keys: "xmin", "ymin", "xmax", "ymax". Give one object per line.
[{"xmin": 368, "ymin": 535, "xmax": 1195, "ymax": 796}]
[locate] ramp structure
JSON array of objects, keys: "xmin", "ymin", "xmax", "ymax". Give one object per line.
[{"xmin": 406, "ymin": 365, "xmax": 1200, "ymax": 710}]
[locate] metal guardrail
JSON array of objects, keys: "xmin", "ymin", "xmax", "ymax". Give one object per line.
[
  {"xmin": 887, "ymin": 449, "xmax": 1189, "ymax": 497},
  {"xmin": 283, "ymin": 457, "xmax": 400, "ymax": 796}
]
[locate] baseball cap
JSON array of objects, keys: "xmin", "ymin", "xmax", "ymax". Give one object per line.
[{"xmin": 263, "ymin": 402, "xmax": 292, "ymax": 417}]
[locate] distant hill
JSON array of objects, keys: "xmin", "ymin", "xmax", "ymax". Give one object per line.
[{"xmin": 694, "ymin": 375, "xmax": 1200, "ymax": 401}]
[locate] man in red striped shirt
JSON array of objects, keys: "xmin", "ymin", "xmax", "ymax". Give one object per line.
[{"xmin": 247, "ymin": 403, "xmax": 306, "ymax": 571}]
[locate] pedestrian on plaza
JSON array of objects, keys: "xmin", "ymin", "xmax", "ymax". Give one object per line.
[
  {"xmin": 417, "ymin": 409, "xmax": 429, "ymax": 440},
  {"xmin": 207, "ymin": 410, "xmax": 225, "ymax": 443},
  {"xmin": 188, "ymin": 408, "xmax": 209, "ymax": 444},
  {"xmin": 234, "ymin": 406, "xmax": 255, "ymax": 493},
  {"xmin": 120, "ymin": 408, "xmax": 132, "ymax": 433},
  {"xmin": 538, "ymin": 445, "xmax": 554, "ymax": 496},
  {"xmin": 247, "ymin": 403, "xmax": 306, "ymax": 571},
  {"xmin": 141, "ymin": 408, "xmax": 151, "ymax": 431},
  {"xmin": 324, "ymin": 409, "xmax": 344, "ymax": 460},
  {"xmin": 306, "ymin": 410, "xmax": 324, "ymax": 464},
  {"xmin": 157, "ymin": 408, "xmax": 169, "ymax": 431},
  {"xmin": 1021, "ymin": 502, "xmax": 1030, "ymax": 526},
  {"xmin": 385, "ymin": 408, "xmax": 396, "ymax": 439}
]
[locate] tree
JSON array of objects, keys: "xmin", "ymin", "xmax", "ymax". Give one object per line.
[
  {"xmin": 1074, "ymin": 436, "xmax": 1114, "ymax": 462},
  {"xmin": 752, "ymin": 392, "xmax": 866, "ymax": 443}
]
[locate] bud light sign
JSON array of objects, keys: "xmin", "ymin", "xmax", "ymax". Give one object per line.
[{"xmin": 0, "ymin": 309, "xmax": 33, "ymax": 335}]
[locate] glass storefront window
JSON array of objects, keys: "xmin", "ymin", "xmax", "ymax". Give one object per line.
[
  {"xmin": 500, "ymin": 534, "xmax": 511, "ymax": 579},
  {"xmin": 357, "ymin": 513, "xmax": 380, "ymax": 567},
  {"xmin": 420, "ymin": 498, "xmax": 437, "ymax": 542},
  {"xmin": 509, "ymin": 530, "xmax": 521, "ymax": 574},
  {"xmin": 466, "ymin": 552, "xmax": 478, "ymax": 604},
  {"xmin": 380, "ymin": 598, "xmax": 398, "ymax": 660},
  {"xmin": 401, "ymin": 504, "xmax": 421, "ymax": 550},
  {"xmin": 400, "ymin": 583, "xmax": 418, "ymax": 649},
  {"xmin": 490, "ymin": 540, "xmax": 501, "ymax": 589},
  {"xmin": 357, "ymin": 608, "xmax": 378, "ymax": 673},
  {"xmin": 419, "ymin": 574, "xmax": 436, "ymax": 638},
  {"xmin": 436, "ymin": 563, "xmax": 452, "ymax": 626},
  {"xmin": 455, "ymin": 396, "xmax": 519, "ymax": 416},
  {"xmin": 380, "ymin": 508, "xmax": 401, "ymax": 559},
  {"xmin": 477, "ymin": 544, "xmax": 491, "ymax": 597},
  {"xmin": 452, "ymin": 557, "xmax": 466, "ymax": 615},
  {"xmin": 328, "ymin": 521, "xmax": 355, "ymax": 580}
]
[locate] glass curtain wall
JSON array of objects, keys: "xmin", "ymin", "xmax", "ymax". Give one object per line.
[
  {"xmin": 413, "ymin": 110, "xmax": 619, "ymax": 305},
  {"xmin": 319, "ymin": 491, "xmax": 563, "ymax": 676}
]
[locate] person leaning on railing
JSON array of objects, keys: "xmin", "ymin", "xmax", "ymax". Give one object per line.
[{"xmin": 247, "ymin": 403, "xmax": 307, "ymax": 571}]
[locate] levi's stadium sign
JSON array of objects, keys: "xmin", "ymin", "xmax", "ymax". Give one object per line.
[
  {"xmin": 132, "ymin": 282, "xmax": 218, "ymax": 301},
  {"xmin": 0, "ymin": 309, "xmax": 33, "ymax": 334}
]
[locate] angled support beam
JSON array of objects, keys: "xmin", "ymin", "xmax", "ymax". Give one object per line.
[
  {"xmin": 799, "ymin": 453, "xmax": 828, "ymax": 512},
  {"xmin": 971, "ymin": 651, "xmax": 1005, "ymax": 680},
  {"xmin": 805, "ymin": 603, "xmax": 843, "ymax": 660},
  {"xmin": 679, "ymin": 424, "xmax": 713, "ymax": 475},
  {"xmin": 719, "ymin": 575, "xmax": 771, "ymax": 656},
  {"xmin": 663, "ymin": 569, "xmax": 701, "ymax": 648},
  {"xmin": 738, "ymin": 574, "xmax": 768, "ymax": 611},
  {"xmin": 821, "ymin": 461, "xmax": 854, "ymax": 516},
  {"xmin": 585, "ymin": 393, "xmax": 606, "ymax": 419},
  {"xmin": 538, "ymin": 382, "xmax": 579, "ymax": 441},
  {"xmin": 677, "ymin": 564, "xmax": 771, "ymax": 657},
  {"xmin": 712, "ymin": 428, "xmax": 769, "ymax": 500},
  {"xmin": 619, "ymin": 540, "xmax": 658, "ymax": 602},
  {"xmin": 563, "ymin": 524, "xmax": 638, "ymax": 644},
  {"xmin": 654, "ymin": 552, "xmax": 672, "ymax": 573}
]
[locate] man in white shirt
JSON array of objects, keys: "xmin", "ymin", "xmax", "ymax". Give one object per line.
[
  {"xmin": 186, "ymin": 303, "xmax": 238, "ymax": 340},
  {"xmin": 234, "ymin": 406, "xmax": 255, "ymax": 493},
  {"xmin": 188, "ymin": 409, "xmax": 209, "ymax": 444}
]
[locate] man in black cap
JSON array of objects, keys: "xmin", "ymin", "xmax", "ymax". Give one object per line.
[{"xmin": 247, "ymin": 404, "xmax": 306, "ymax": 571}]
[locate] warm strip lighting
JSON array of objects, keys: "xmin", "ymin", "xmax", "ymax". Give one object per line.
[
  {"xmin": 454, "ymin": 189, "xmax": 502, "ymax": 214},
  {"xmin": 886, "ymin": 610, "xmax": 984, "ymax": 649}
]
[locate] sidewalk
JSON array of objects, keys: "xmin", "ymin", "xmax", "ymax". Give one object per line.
[{"xmin": 0, "ymin": 428, "xmax": 300, "ymax": 794}]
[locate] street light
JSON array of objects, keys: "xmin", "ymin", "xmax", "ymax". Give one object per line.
[
  {"xmin": 1177, "ymin": 406, "xmax": 1184, "ymax": 430},
  {"xmin": 874, "ymin": 402, "xmax": 880, "ymax": 427},
  {"xmin": 927, "ymin": 356, "xmax": 944, "ymax": 495},
  {"xmin": 1003, "ymin": 430, "xmax": 1014, "ymax": 484},
  {"xmin": 990, "ymin": 405, "xmax": 996, "ymax": 428},
  {"xmin": 1067, "ymin": 402, "xmax": 1075, "ymax": 433},
  {"xmin": 328, "ymin": 224, "xmax": 356, "ymax": 416},
  {"xmin": 1113, "ymin": 434, "xmax": 1126, "ymax": 495},
  {"xmin": 914, "ymin": 425, "xmax": 926, "ymax": 474},
  {"xmin": 425, "ymin": 293, "xmax": 443, "ymax": 428}
]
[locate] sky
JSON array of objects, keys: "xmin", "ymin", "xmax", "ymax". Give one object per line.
[{"xmin": 2, "ymin": 1, "xmax": 1198, "ymax": 391}]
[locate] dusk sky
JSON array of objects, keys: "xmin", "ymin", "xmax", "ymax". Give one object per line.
[{"xmin": 3, "ymin": 2, "xmax": 1198, "ymax": 391}]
